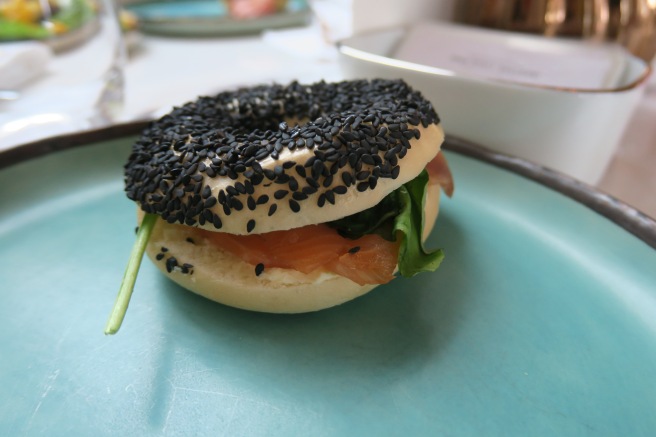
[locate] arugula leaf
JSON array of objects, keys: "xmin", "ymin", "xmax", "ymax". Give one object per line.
[
  {"xmin": 328, "ymin": 170, "xmax": 444, "ymax": 277},
  {"xmin": 393, "ymin": 171, "xmax": 445, "ymax": 277},
  {"xmin": 105, "ymin": 213, "xmax": 158, "ymax": 335}
]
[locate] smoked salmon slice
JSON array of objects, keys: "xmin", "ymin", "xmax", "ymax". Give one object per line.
[
  {"xmin": 426, "ymin": 151, "xmax": 454, "ymax": 197},
  {"xmin": 198, "ymin": 224, "xmax": 399, "ymax": 285}
]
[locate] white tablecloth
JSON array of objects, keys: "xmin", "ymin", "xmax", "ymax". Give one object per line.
[{"xmin": 120, "ymin": 34, "xmax": 342, "ymax": 121}]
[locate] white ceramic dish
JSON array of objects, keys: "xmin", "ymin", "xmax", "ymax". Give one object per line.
[{"xmin": 337, "ymin": 22, "xmax": 652, "ymax": 185}]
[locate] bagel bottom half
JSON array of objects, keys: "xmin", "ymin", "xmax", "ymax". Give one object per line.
[{"xmin": 141, "ymin": 182, "xmax": 442, "ymax": 314}]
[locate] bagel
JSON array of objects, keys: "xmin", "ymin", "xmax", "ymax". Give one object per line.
[{"xmin": 125, "ymin": 79, "xmax": 453, "ymax": 313}]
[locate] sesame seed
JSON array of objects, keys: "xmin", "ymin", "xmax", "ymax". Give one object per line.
[
  {"xmin": 230, "ymin": 198, "xmax": 243, "ymax": 210},
  {"xmin": 234, "ymin": 182, "xmax": 246, "ymax": 194},
  {"xmin": 247, "ymin": 219, "xmax": 256, "ymax": 233},
  {"xmin": 274, "ymin": 189, "xmax": 289, "ymax": 199},
  {"xmin": 312, "ymin": 160, "xmax": 324, "ymax": 179},
  {"xmin": 369, "ymin": 178, "xmax": 378, "ymax": 189},
  {"xmin": 361, "ymin": 154, "xmax": 375, "ymax": 165},
  {"xmin": 166, "ymin": 257, "xmax": 178, "ymax": 273},
  {"xmin": 348, "ymin": 246, "xmax": 361, "ymax": 254},
  {"xmin": 255, "ymin": 263, "xmax": 265, "ymax": 276},
  {"xmin": 356, "ymin": 171, "xmax": 370, "ymax": 181},
  {"xmin": 289, "ymin": 199, "xmax": 300, "ymax": 212}
]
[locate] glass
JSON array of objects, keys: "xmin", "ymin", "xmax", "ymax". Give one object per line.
[{"xmin": 0, "ymin": 0, "xmax": 124, "ymax": 149}]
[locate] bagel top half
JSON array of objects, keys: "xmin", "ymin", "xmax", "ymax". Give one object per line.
[{"xmin": 125, "ymin": 79, "xmax": 444, "ymax": 235}]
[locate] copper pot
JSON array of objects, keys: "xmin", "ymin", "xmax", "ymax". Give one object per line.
[{"xmin": 457, "ymin": 0, "xmax": 656, "ymax": 61}]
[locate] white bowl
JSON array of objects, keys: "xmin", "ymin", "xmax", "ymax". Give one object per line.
[{"xmin": 337, "ymin": 22, "xmax": 652, "ymax": 184}]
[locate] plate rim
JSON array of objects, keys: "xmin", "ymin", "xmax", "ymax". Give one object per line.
[{"xmin": 1, "ymin": 121, "xmax": 654, "ymax": 249}]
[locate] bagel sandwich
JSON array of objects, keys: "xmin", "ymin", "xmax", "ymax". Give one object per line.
[{"xmin": 106, "ymin": 79, "xmax": 454, "ymax": 333}]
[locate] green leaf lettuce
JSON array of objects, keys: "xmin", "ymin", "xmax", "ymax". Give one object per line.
[{"xmin": 329, "ymin": 170, "xmax": 444, "ymax": 278}]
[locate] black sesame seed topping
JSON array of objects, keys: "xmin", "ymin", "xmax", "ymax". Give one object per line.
[
  {"xmin": 247, "ymin": 219, "xmax": 256, "ymax": 233},
  {"xmin": 165, "ymin": 257, "xmax": 177, "ymax": 273},
  {"xmin": 268, "ymin": 203, "xmax": 277, "ymax": 216},
  {"xmin": 212, "ymin": 214, "xmax": 223, "ymax": 229},
  {"xmin": 274, "ymin": 189, "xmax": 289, "ymax": 200},
  {"xmin": 348, "ymin": 246, "xmax": 361, "ymax": 254},
  {"xmin": 255, "ymin": 263, "xmax": 265, "ymax": 276},
  {"xmin": 124, "ymin": 79, "xmax": 439, "ymax": 226}
]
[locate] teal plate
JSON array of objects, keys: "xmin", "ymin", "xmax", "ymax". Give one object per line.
[
  {"xmin": 126, "ymin": 0, "xmax": 310, "ymax": 36},
  {"xmin": 1, "ymin": 126, "xmax": 656, "ymax": 436}
]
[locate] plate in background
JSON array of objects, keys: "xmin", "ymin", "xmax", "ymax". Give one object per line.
[
  {"xmin": 126, "ymin": 0, "xmax": 310, "ymax": 36},
  {"xmin": 1, "ymin": 125, "xmax": 655, "ymax": 436}
]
